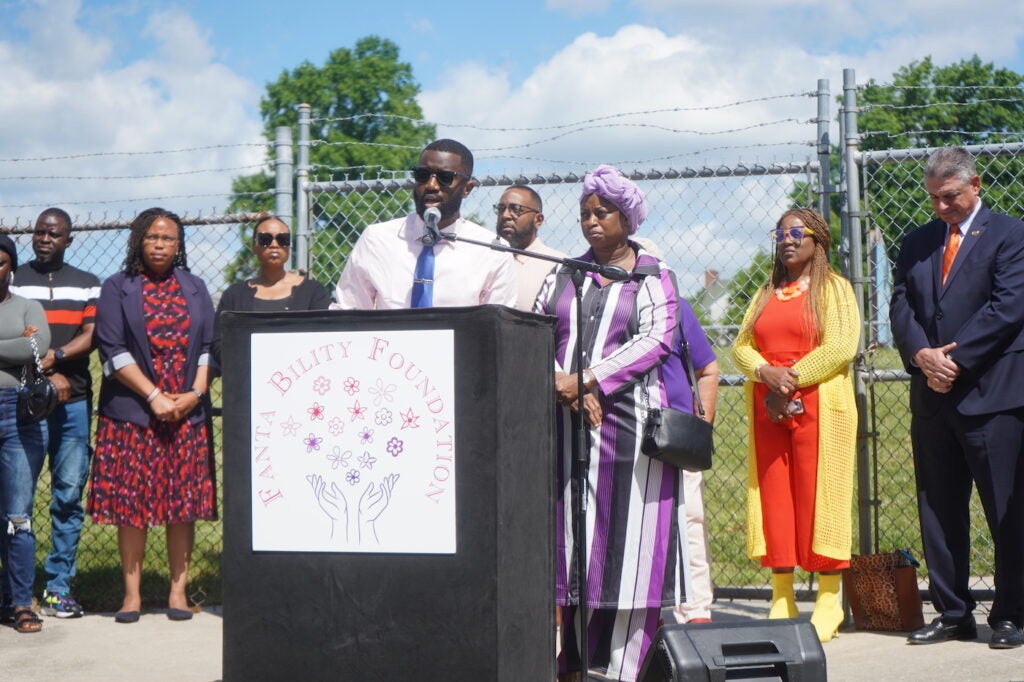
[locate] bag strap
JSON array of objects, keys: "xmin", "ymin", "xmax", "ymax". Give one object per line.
[
  {"xmin": 20, "ymin": 335, "xmax": 46, "ymax": 387},
  {"xmin": 676, "ymin": 326, "xmax": 707, "ymax": 420}
]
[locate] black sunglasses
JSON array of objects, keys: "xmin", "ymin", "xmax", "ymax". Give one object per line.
[
  {"xmin": 255, "ymin": 232, "xmax": 291, "ymax": 248},
  {"xmin": 410, "ymin": 166, "xmax": 470, "ymax": 187}
]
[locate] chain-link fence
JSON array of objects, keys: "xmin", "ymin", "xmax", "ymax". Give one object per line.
[
  {"xmin": 12, "ymin": 70, "xmax": 1017, "ymax": 611},
  {"xmin": 856, "ymin": 142, "xmax": 1024, "ymax": 603}
]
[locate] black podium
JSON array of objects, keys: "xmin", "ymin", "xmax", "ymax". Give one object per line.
[{"xmin": 221, "ymin": 306, "xmax": 556, "ymax": 681}]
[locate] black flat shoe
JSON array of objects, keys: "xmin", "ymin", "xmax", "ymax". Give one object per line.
[
  {"xmin": 167, "ymin": 608, "xmax": 193, "ymax": 621},
  {"xmin": 907, "ymin": 616, "xmax": 977, "ymax": 644},
  {"xmin": 114, "ymin": 610, "xmax": 140, "ymax": 624},
  {"xmin": 989, "ymin": 620, "xmax": 1023, "ymax": 649}
]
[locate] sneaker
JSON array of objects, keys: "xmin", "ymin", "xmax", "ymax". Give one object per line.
[{"xmin": 40, "ymin": 591, "xmax": 84, "ymax": 619}]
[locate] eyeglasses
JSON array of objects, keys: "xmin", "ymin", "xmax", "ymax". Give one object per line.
[
  {"xmin": 769, "ymin": 225, "xmax": 814, "ymax": 243},
  {"xmin": 143, "ymin": 234, "xmax": 179, "ymax": 244},
  {"xmin": 255, "ymin": 232, "xmax": 291, "ymax": 248},
  {"xmin": 410, "ymin": 166, "xmax": 470, "ymax": 187},
  {"xmin": 493, "ymin": 203, "xmax": 540, "ymax": 218}
]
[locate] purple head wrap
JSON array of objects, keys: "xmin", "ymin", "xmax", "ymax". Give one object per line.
[{"xmin": 581, "ymin": 164, "xmax": 647, "ymax": 234}]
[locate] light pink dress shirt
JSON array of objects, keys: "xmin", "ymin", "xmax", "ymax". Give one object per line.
[
  {"xmin": 332, "ymin": 214, "xmax": 517, "ymax": 310},
  {"xmin": 513, "ymin": 237, "xmax": 567, "ymax": 311}
]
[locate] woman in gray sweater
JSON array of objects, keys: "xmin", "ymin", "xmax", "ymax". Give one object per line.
[{"xmin": 0, "ymin": 233, "xmax": 51, "ymax": 633}]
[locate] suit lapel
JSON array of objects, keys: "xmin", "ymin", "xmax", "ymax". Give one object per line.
[
  {"xmin": 122, "ymin": 274, "xmax": 157, "ymax": 377},
  {"xmin": 940, "ymin": 205, "xmax": 989, "ymax": 296}
]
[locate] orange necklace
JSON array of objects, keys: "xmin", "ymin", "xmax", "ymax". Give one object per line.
[{"xmin": 775, "ymin": 276, "xmax": 810, "ymax": 301}]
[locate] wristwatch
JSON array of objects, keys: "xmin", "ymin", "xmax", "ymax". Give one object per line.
[{"xmin": 54, "ymin": 348, "xmax": 66, "ymax": 363}]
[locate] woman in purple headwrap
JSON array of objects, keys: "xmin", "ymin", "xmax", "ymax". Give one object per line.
[{"xmin": 535, "ymin": 165, "xmax": 683, "ymax": 681}]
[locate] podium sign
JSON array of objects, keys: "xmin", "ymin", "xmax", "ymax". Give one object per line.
[{"xmin": 222, "ymin": 306, "xmax": 556, "ymax": 681}]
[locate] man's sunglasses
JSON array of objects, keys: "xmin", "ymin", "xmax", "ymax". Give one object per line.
[
  {"xmin": 410, "ymin": 166, "xmax": 471, "ymax": 187},
  {"xmin": 255, "ymin": 232, "xmax": 291, "ymax": 248}
]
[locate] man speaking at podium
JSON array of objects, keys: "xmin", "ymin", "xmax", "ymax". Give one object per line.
[{"xmin": 333, "ymin": 139, "xmax": 516, "ymax": 310}]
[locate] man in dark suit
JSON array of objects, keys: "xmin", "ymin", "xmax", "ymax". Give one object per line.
[{"xmin": 891, "ymin": 146, "xmax": 1024, "ymax": 649}]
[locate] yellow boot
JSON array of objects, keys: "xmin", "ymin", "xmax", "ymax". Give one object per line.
[
  {"xmin": 768, "ymin": 572, "xmax": 798, "ymax": 619},
  {"xmin": 810, "ymin": 573, "xmax": 844, "ymax": 643}
]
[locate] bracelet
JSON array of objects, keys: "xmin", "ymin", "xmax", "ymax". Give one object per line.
[
  {"xmin": 145, "ymin": 387, "xmax": 161, "ymax": 403},
  {"xmin": 191, "ymin": 388, "xmax": 204, "ymax": 400},
  {"xmin": 754, "ymin": 363, "xmax": 768, "ymax": 382}
]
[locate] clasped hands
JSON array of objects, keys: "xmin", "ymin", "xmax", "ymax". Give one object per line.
[
  {"xmin": 555, "ymin": 371, "xmax": 602, "ymax": 427},
  {"xmin": 149, "ymin": 390, "xmax": 202, "ymax": 423},
  {"xmin": 913, "ymin": 342, "xmax": 959, "ymax": 394},
  {"xmin": 758, "ymin": 364, "xmax": 800, "ymax": 423}
]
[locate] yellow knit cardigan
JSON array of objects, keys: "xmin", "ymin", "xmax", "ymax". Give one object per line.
[{"xmin": 732, "ymin": 274, "xmax": 860, "ymax": 562}]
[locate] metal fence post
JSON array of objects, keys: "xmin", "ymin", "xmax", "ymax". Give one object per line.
[
  {"xmin": 842, "ymin": 68, "xmax": 873, "ymax": 556},
  {"xmin": 274, "ymin": 125, "xmax": 293, "ymax": 232},
  {"xmin": 816, "ymin": 78, "xmax": 831, "ymax": 219},
  {"xmin": 296, "ymin": 103, "xmax": 311, "ymax": 273}
]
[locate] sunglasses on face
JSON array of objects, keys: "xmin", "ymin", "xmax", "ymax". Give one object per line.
[
  {"xmin": 410, "ymin": 166, "xmax": 470, "ymax": 187},
  {"xmin": 769, "ymin": 225, "xmax": 814, "ymax": 243},
  {"xmin": 255, "ymin": 232, "xmax": 291, "ymax": 248}
]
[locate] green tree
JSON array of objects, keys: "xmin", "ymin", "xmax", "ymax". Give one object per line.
[
  {"xmin": 226, "ymin": 36, "xmax": 436, "ymax": 285},
  {"xmin": 721, "ymin": 249, "xmax": 774, "ymax": 329},
  {"xmin": 857, "ymin": 56, "xmax": 1024, "ymax": 253}
]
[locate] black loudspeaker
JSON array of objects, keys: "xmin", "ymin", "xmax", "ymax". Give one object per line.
[{"xmin": 638, "ymin": 619, "xmax": 827, "ymax": 681}]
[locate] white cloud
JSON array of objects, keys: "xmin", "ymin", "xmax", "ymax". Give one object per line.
[{"xmin": 0, "ymin": 1, "xmax": 265, "ymax": 227}]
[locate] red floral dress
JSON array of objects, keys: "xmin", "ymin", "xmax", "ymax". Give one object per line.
[{"xmin": 89, "ymin": 272, "xmax": 217, "ymax": 528}]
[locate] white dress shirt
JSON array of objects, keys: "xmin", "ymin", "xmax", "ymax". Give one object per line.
[
  {"xmin": 332, "ymin": 213, "xmax": 517, "ymax": 310},
  {"xmin": 513, "ymin": 237, "xmax": 566, "ymax": 311}
]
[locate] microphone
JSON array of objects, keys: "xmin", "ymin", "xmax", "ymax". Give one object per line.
[
  {"xmin": 422, "ymin": 207, "xmax": 441, "ymax": 245},
  {"xmin": 597, "ymin": 264, "xmax": 631, "ymax": 281}
]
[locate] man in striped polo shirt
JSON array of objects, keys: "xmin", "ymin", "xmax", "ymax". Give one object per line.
[{"xmin": 12, "ymin": 208, "xmax": 100, "ymax": 618}]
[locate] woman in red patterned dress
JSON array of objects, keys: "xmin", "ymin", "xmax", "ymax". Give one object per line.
[{"xmin": 90, "ymin": 207, "xmax": 217, "ymax": 623}]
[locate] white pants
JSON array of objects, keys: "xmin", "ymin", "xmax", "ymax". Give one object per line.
[{"xmin": 673, "ymin": 471, "xmax": 713, "ymax": 622}]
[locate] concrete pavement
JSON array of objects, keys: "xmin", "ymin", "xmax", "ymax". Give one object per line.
[{"xmin": 2, "ymin": 599, "xmax": 1022, "ymax": 681}]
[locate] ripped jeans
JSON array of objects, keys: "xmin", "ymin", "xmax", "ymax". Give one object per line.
[{"xmin": 0, "ymin": 388, "xmax": 47, "ymax": 607}]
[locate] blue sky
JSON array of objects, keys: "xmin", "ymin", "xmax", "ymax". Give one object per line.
[{"xmin": 2, "ymin": 0, "xmax": 1024, "ymax": 264}]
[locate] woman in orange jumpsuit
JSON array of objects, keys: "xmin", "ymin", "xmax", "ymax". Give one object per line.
[{"xmin": 733, "ymin": 207, "xmax": 860, "ymax": 642}]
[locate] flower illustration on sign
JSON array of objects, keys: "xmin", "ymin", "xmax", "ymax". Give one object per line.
[
  {"xmin": 328, "ymin": 417, "xmax": 345, "ymax": 436},
  {"xmin": 348, "ymin": 400, "xmax": 368, "ymax": 421},
  {"xmin": 280, "ymin": 415, "xmax": 301, "ymax": 437},
  {"xmin": 312, "ymin": 375, "xmax": 331, "ymax": 396},
  {"xmin": 345, "ymin": 469, "xmax": 361, "ymax": 485},
  {"xmin": 400, "ymin": 407, "xmax": 420, "ymax": 430},
  {"xmin": 374, "ymin": 408, "xmax": 392, "ymax": 426},
  {"xmin": 386, "ymin": 437, "xmax": 404, "ymax": 457},
  {"xmin": 358, "ymin": 427, "xmax": 374, "ymax": 444},
  {"xmin": 327, "ymin": 446, "xmax": 351, "ymax": 470},
  {"xmin": 307, "ymin": 401, "xmax": 325, "ymax": 421},
  {"xmin": 368, "ymin": 377, "xmax": 397, "ymax": 406},
  {"xmin": 343, "ymin": 377, "xmax": 360, "ymax": 396},
  {"xmin": 304, "ymin": 433, "xmax": 323, "ymax": 453},
  {"xmin": 358, "ymin": 451, "xmax": 377, "ymax": 470}
]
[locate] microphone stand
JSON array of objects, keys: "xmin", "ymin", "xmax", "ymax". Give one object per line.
[{"xmin": 436, "ymin": 230, "xmax": 628, "ymax": 679}]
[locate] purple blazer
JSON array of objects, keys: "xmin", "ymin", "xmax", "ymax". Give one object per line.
[{"xmin": 95, "ymin": 268, "xmax": 215, "ymax": 428}]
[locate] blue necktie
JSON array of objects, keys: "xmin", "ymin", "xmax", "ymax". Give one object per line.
[{"xmin": 411, "ymin": 241, "xmax": 435, "ymax": 308}]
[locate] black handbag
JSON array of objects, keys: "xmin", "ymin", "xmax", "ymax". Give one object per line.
[
  {"xmin": 17, "ymin": 334, "xmax": 58, "ymax": 424},
  {"xmin": 640, "ymin": 336, "xmax": 713, "ymax": 472}
]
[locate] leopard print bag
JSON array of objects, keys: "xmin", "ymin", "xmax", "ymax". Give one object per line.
[{"xmin": 844, "ymin": 549, "xmax": 926, "ymax": 631}]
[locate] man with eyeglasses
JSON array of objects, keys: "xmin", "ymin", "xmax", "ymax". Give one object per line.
[
  {"xmin": 494, "ymin": 185, "xmax": 567, "ymax": 311},
  {"xmin": 890, "ymin": 146, "xmax": 1024, "ymax": 649},
  {"xmin": 333, "ymin": 139, "xmax": 516, "ymax": 310},
  {"xmin": 10, "ymin": 207, "xmax": 101, "ymax": 619}
]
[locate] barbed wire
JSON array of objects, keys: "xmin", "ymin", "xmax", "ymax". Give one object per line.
[
  {"xmin": 0, "ymin": 164, "xmax": 268, "ymax": 181},
  {"xmin": 479, "ymin": 141, "xmax": 815, "ymax": 167},
  {"xmin": 0, "ymin": 189, "xmax": 273, "ymax": 210},
  {"xmin": 313, "ymin": 119, "xmax": 811, "ymax": 155},
  {"xmin": 860, "ymin": 129, "xmax": 1024, "ymax": 140},
  {"xmin": 861, "ymin": 83, "xmax": 1024, "ymax": 92},
  {"xmin": 308, "ymin": 92, "xmax": 814, "ymax": 132},
  {"xmin": 862, "ymin": 99, "xmax": 1024, "ymax": 113},
  {"xmin": 0, "ymin": 143, "xmax": 268, "ymax": 164}
]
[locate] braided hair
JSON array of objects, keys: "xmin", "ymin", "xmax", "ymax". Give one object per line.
[
  {"xmin": 122, "ymin": 207, "xmax": 189, "ymax": 275},
  {"xmin": 741, "ymin": 207, "xmax": 835, "ymax": 344}
]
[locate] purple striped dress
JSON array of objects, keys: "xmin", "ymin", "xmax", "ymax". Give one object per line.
[{"xmin": 535, "ymin": 244, "xmax": 685, "ymax": 611}]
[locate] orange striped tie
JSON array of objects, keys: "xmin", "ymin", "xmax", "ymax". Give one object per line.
[{"xmin": 941, "ymin": 223, "xmax": 961, "ymax": 285}]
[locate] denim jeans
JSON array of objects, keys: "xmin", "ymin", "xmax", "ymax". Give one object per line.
[
  {"xmin": 0, "ymin": 387, "xmax": 48, "ymax": 607},
  {"xmin": 42, "ymin": 399, "xmax": 91, "ymax": 593}
]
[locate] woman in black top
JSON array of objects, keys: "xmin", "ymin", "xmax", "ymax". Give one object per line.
[{"xmin": 213, "ymin": 216, "xmax": 331, "ymax": 365}]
